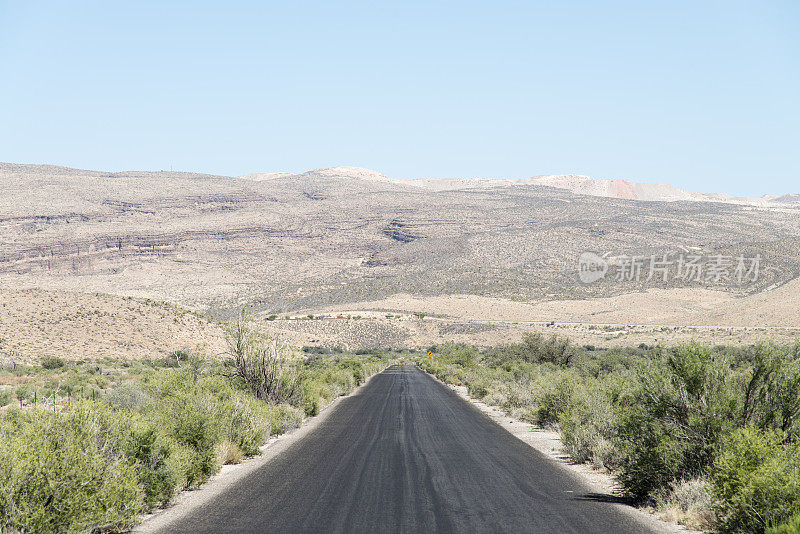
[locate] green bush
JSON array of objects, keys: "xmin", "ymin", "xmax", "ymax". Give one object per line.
[
  {"xmin": 438, "ymin": 343, "xmax": 479, "ymax": 367},
  {"xmin": 0, "ymin": 403, "xmax": 143, "ymax": 534},
  {"xmin": 615, "ymin": 343, "xmax": 739, "ymax": 501},
  {"xmin": 711, "ymin": 427, "xmax": 800, "ymax": 533},
  {"xmin": 739, "ymin": 344, "xmax": 800, "ymax": 435},
  {"xmin": 656, "ymin": 477, "xmax": 716, "ymax": 532},
  {"xmin": 487, "ymin": 333, "xmax": 577, "ymax": 366},
  {"xmin": 557, "ymin": 377, "xmax": 621, "ymax": 469},
  {"xmin": 41, "ymin": 356, "xmax": 66, "ymax": 370},
  {"xmin": 768, "ymin": 514, "xmax": 800, "ymax": 534},
  {"xmin": 123, "ymin": 419, "xmax": 177, "ymax": 507},
  {"xmin": 14, "ymin": 384, "xmax": 34, "ymax": 403},
  {"xmin": 265, "ymin": 403, "xmax": 304, "ymax": 434},
  {"xmin": 0, "ymin": 338, "xmax": 390, "ymax": 533},
  {"xmin": 534, "ymin": 370, "xmax": 577, "ymax": 426}
]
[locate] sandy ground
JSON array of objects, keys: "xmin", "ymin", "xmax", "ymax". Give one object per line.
[{"xmin": 320, "ymin": 279, "xmax": 800, "ymax": 327}]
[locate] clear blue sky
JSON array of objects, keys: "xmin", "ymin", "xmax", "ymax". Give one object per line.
[{"xmin": 1, "ymin": 1, "xmax": 797, "ymax": 196}]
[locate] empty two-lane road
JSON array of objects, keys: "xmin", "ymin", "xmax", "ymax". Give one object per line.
[{"xmin": 157, "ymin": 365, "xmax": 663, "ymax": 534}]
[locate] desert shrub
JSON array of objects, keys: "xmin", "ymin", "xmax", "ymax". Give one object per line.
[
  {"xmin": 487, "ymin": 333, "xmax": 577, "ymax": 366},
  {"xmin": 711, "ymin": 427, "xmax": 800, "ymax": 533},
  {"xmin": 302, "ymin": 345, "xmax": 331, "ymax": 354},
  {"xmin": 419, "ymin": 343, "xmax": 480, "ymax": 386},
  {"xmin": 226, "ymin": 312, "xmax": 300, "ymax": 403},
  {"xmin": 557, "ymin": 377, "xmax": 621, "ymax": 469},
  {"xmin": 0, "ymin": 403, "xmax": 143, "ymax": 534},
  {"xmin": 298, "ymin": 361, "xmax": 359, "ymax": 414},
  {"xmin": 438, "ymin": 343, "xmax": 479, "ymax": 367},
  {"xmin": 534, "ymin": 369, "xmax": 579, "ymax": 426},
  {"xmin": 40, "ymin": 356, "xmax": 65, "ymax": 370},
  {"xmin": 739, "ymin": 343, "xmax": 800, "ymax": 435},
  {"xmin": 104, "ymin": 381, "xmax": 150, "ymax": 410},
  {"xmin": 466, "ymin": 374, "xmax": 492, "ymax": 399},
  {"xmin": 218, "ymin": 393, "xmax": 271, "ymax": 456},
  {"xmin": 166, "ymin": 396, "xmax": 218, "ymax": 483},
  {"xmin": 14, "ymin": 384, "xmax": 34, "ymax": 403},
  {"xmin": 171, "ymin": 350, "xmax": 191, "ymax": 362},
  {"xmin": 142, "ymin": 371, "xmax": 227, "ymax": 485},
  {"xmin": 302, "ymin": 393, "xmax": 320, "ymax": 415},
  {"xmin": 0, "ymin": 389, "xmax": 12, "ymax": 407},
  {"xmin": 265, "ymin": 403, "xmax": 304, "ymax": 434},
  {"xmin": 121, "ymin": 418, "xmax": 177, "ymax": 507},
  {"xmin": 615, "ymin": 343, "xmax": 739, "ymax": 501},
  {"xmin": 337, "ymin": 358, "xmax": 365, "ymax": 385},
  {"xmin": 154, "ymin": 356, "xmax": 180, "ymax": 368},
  {"xmin": 579, "ymin": 347, "xmax": 642, "ymax": 378},
  {"xmin": 215, "ymin": 440, "xmax": 244, "ymax": 465}
]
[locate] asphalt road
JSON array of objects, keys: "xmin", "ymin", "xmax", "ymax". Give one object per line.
[{"xmin": 160, "ymin": 365, "xmax": 660, "ymax": 534}]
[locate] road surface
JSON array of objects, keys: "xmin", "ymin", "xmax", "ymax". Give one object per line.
[{"xmin": 157, "ymin": 365, "xmax": 662, "ymax": 534}]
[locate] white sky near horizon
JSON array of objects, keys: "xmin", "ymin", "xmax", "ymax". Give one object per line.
[{"xmin": 0, "ymin": 1, "xmax": 798, "ymax": 196}]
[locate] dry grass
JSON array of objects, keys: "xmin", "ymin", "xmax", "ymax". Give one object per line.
[
  {"xmin": 655, "ymin": 478, "xmax": 717, "ymax": 532},
  {"xmin": 215, "ymin": 440, "xmax": 245, "ymax": 466}
]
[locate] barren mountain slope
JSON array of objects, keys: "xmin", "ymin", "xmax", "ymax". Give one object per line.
[
  {"xmin": 2, "ymin": 163, "xmax": 800, "ymax": 326},
  {"xmin": 521, "ymin": 174, "xmax": 795, "ymax": 206}
]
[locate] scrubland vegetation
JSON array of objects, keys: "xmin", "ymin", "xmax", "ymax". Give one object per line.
[
  {"xmin": 420, "ymin": 335, "xmax": 800, "ymax": 534},
  {"xmin": 0, "ymin": 317, "xmax": 394, "ymax": 533}
]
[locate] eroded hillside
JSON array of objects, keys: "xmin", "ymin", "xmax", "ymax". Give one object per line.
[{"xmin": 2, "ymin": 163, "xmax": 800, "ymax": 322}]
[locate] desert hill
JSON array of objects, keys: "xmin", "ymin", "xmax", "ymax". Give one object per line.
[
  {"xmin": 1, "ymin": 162, "xmax": 799, "ymax": 332},
  {"xmin": 0, "ymin": 287, "xmax": 225, "ymax": 363}
]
